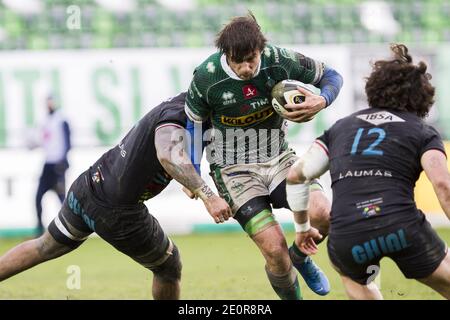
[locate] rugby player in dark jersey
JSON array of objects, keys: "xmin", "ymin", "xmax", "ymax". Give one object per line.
[
  {"xmin": 285, "ymin": 44, "xmax": 450, "ymax": 299},
  {"xmin": 0, "ymin": 92, "xmax": 232, "ymax": 299}
]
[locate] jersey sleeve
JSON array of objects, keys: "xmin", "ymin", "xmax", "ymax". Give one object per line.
[
  {"xmin": 316, "ymin": 128, "xmax": 330, "ymax": 149},
  {"xmin": 155, "ymin": 103, "xmax": 188, "ymax": 130},
  {"xmin": 185, "ymin": 69, "xmax": 211, "ymax": 123},
  {"xmin": 275, "ymin": 45, "xmax": 325, "ymax": 85},
  {"xmin": 420, "ymin": 124, "xmax": 447, "ymax": 157}
]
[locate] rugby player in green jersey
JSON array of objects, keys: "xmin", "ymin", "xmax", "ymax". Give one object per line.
[{"xmin": 185, "ymin": 13, "xmax": 343, "ymax": 299}]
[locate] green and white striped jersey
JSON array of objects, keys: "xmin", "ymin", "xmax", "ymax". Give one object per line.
[{"xmin": 185, "ymin": 44, "xmax": 324, "ymax": 167}]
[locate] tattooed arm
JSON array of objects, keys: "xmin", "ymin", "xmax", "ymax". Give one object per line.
[
  {"xmin": 422, "ymin": 149, "xmax": 450, "ymax": 220},
  {"xmin": 155, "ymin": 124, "xmax": 232, "ymax": 223}
]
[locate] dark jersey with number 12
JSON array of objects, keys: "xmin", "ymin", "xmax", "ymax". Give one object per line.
[
  {"xmin": 317, "ymin": 107, "xmax": 446, "ymax": 235},
  {"xmin": 88, "ymin": 92, "xmax": 188, "ymax": 205}
]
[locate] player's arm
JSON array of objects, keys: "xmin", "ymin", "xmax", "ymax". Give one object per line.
[
  {"xmin": 155, "ymin": 124, "xmax": 232, "ymax": 223},
  {"xmin": 279, "ymin": 47, "xmax": 343, "ymax": 122},
  {"xmin": 185, "ymin": 71, "xmax": 211, "ymax": 124},
  {"xmin": 421, "ymin": 149, "xmax": 450, "ymax": 220},
  {"xmin": 286, "ymin": 139, "xmax": 330, "ymax": 254},
  {"xmin": 183, "ymin": 118, "xmax": 210, "ymax": 199},
  {"xmin": 62, "ymin": 120, "xmax": 71, "ymax": 156},
  {"xmin": 184, "ymin": 72, "xmax": 212, "ymax": 181}
]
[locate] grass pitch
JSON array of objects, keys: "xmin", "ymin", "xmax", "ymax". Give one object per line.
[{"xmin": 0, "ymin": 229, "xmax": 448, "ymax": 300}]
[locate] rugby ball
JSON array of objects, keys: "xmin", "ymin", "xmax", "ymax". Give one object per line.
[{"xmin": 271, "ymin": 80, "xmax": 313, "ymax": 116}]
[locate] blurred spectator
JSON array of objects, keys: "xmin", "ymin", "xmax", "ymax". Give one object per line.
[{"xmin": 34, "ymin": 95, "xmax": 71, "ymax": 236}]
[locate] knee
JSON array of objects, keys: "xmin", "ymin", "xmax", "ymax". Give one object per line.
[{"xmin": 152, "ymin": 245, "xmax": 182, "ymax": 282}]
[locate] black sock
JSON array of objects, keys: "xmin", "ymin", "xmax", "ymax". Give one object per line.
[{"xmin": 289, "ymin": 241, "xmax": 308, "ymax": 265}]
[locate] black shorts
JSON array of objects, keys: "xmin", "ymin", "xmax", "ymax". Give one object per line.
[
  {"xmin": 48, "ymin": 171, "xmax": 172, "ymax": 269},
  {"xmin": 327, "ymin": 214, "xmax": 447, "ymax": 284}
]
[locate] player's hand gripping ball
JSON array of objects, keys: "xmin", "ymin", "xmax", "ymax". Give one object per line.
[{"xmin": 271, "ymin": 80, "xmax": 314, "ymax": 117}]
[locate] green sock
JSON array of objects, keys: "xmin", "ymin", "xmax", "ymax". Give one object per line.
[
  {"xmin": 271, "ymin": 277, "xmax": 303, "ymax": 300},
  {"xmin": 266, "ymin": 266, "xmax": 303, "ymax": 300}
]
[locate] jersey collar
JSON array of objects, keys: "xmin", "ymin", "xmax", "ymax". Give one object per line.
[{"xmin": 220, "ymin": 53, "xmax": 261, "ymax": 81}]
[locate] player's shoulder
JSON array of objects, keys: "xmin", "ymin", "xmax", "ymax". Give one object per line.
[
  {"xmin": 262, "ymin": 44, "xmax": 305, "ymax": 66},
  {"xmin": 333, "ymin": 107, "xmax": 429, "ymax": 135},
  {"xmin": 190, "ymin": 51, "xmax": 229, "ymax": 95},
  {"xmin": 157, "ymin": 92, "xmax": 186, "ymax": 114},
  {"xmin": 193, "ymin": 52, "xmax": 223, "ymax": 78},
  {"xmin": 262, "ymin": 44, "xmax": 291, "ymax": 66},
  {"xmin": 142, "ymin": 92, "xmax": 187, "ymax": 123},
  {"xmin": 261, "ymin": 44, "xmax": 277, "ymax": 64},
  {"xmin": 328, "ymin": 108, "xmax": 367, "ymax": 131},
  {"xmin": 346, "ymin": 107, "xmax": 417, "ymax": 123}
]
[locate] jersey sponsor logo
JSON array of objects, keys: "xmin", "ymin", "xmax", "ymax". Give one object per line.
[
  {"xmin": 362, "ymin": 205, "xmax": 381, "ymax": 217},
  {"xmin": 357, "ymin": 111, "xmax": 405, "ymax": 126},
  {"xmin": 190, "ymin": 81, "xmax": 203, "ymax": 98},
  {"xmin": 242, "ymin": 84, "xmax": 259, "ymax": 99},
  {"xmin": 222, "ymin": 91, "xmax": 236, "ymax": 105},
  {"xmin": 188, "ymin": 87, "xmax": 195, "ymax": 99},
  {"xmin": 249, "ymin": 97, "xmax": 269, "ymax": 110},
  {"xmin": 338, "ymin": 169, "xmax": 392, "ymax": 180},
  {"xmin": 356, "ymin": 197, "xmax": 383, "ymax": 218},
  {"xmin": 274, "ymin": 47, "xmax": 280, "ymax": 63},
  {"xmin": 118, "ymin": 141, "xmax": 126, "ymax": 158},
  {"xmin": 206, "ymin": 61, "xmax": 216, "ymax": 73},
  {"xmin": 91, "ymin": 165, "xmax": 104, "ymax": 183},
  {"xmin": 220, "ymin": 106, "xmax": 274, "ymax": 126},
  {"xmin": 231, "ymin": 181, "xmax": 245, "ymax": 193},
  {"xmin": 352, "ymin": 228, "xmax": 410, "ymax": 264},
  {"xmin": 68, "ymin": 191, "xmax": 96, "ymax": 231}
]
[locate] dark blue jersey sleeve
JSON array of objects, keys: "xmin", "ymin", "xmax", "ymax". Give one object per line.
[
  {"xmin": 316, "ymin": 129, "xmax": 330, "ymax": 148},
  {"xmin": 318, "ymin": 66, "xmax": 343, "ymax": 107},
  {"xmin": 420, "ymin": 124, "xmax": 446, "ymax": 158}
]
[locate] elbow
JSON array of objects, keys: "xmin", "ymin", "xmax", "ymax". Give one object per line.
[
  {"xmin": 156, "ymin": 149, "xmax": 172, "ymax": 167},
  {"xmin": 331, "ymin": 70, "xmax": 344, "ymax": 90},
  {"xmin": 432, "ymin": 174, "xmax": 450, "ymax": 209},
  {"xmin": 435, "ymin": 177, "xmax": 450, "ymax": 195},
  {"xmin": 322, "ymin": 66, "xmax": 343, "ymax": 83}
]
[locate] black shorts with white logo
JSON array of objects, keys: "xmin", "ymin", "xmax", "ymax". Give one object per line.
[
  {"xmin": 48, "ymin": 171, "xmax": 171, "ymax": 269},
  {"xmin": 327, "ymin": 214, "xmax": 447, "ymax": 285}
]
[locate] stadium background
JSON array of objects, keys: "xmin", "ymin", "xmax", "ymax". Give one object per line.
[{"xmin": 0, "ymin": 0, "xmax": 449, "ymax": 299}]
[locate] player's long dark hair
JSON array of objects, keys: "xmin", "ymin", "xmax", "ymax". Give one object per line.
[
  {"xmin": 215, "ymin": 12, "xmax": 267, "ymax": 63},
  {"xmin": 365, "ymin": 44, "xmax": 435, "ymax": 118}
]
